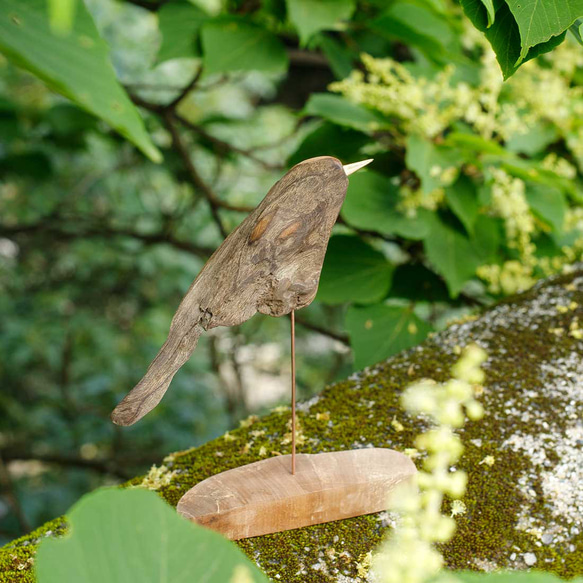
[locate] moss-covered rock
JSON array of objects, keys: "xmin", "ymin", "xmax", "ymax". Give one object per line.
[{"xmin": 2, "ymin": 270, "xmax": 583, "ymax": 581}]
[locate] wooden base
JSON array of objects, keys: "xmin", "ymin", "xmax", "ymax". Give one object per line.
[{"xmin": 176, "ymin": 448, "xmax": 416, "ymax": 540}]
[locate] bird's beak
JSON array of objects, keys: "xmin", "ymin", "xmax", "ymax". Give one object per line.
[{"xmin": 343, "ymin": 159, "xmax": 373, "ymax": 176}]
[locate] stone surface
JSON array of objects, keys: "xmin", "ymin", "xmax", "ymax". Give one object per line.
[{"xmin": 2, "ymin": 269, "xmax": 583, "ymax": 582}]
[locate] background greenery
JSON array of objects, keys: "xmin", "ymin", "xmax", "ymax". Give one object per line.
[{"xmin": 1, "ymin": 0, "xmax": 583, "ymax": 548}]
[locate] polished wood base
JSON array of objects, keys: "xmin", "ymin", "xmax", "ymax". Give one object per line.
[{"xmin": 176, "ymin": 448, "xmax": 416, "ymax": 540}]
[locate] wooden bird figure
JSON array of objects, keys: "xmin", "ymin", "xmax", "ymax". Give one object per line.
[{"xmin": 111, "ymin": 156, "xmax": 372, "ymax": 426}]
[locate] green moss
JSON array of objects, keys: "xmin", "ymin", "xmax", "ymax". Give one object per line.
[
  {"xmin": 0, "ymin": 517, "xmax": 67, "ymax": 581},
  {"xmin": 2, "ymin": 271, "xmax": 582, "ymax": 581}
]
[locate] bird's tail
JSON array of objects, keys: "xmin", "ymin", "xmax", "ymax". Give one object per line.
[{"xmin": 111, "ymin": 324, "xmax": 203, "ymax": 426}]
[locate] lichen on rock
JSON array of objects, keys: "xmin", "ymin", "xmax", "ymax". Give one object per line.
[{"xmin": 2, "ymin": 270, "xmax": 583, "ymax": 582}]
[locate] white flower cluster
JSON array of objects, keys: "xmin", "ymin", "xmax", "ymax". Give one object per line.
[
  {"xmin": 331, "ymin": 40, "xmax": 583, "ymax": 296},
  {"xmin": 330, "ymin": 55, "xmax": 474, "ymax": 139},
  {"xmin": 371, "ymin": 345, "xmax": 487, "ymax": 583},
  {"xmin": 488, "ymin": 168, "xmax": 535, "ymax": 258}
]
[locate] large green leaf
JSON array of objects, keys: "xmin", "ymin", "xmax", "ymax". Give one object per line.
[
  {"xmin": 505, "ymin": 122, "xmax": 558, "ymax": 156},
  {"xmin": 445, "ymin": 174, "xmax": 479, "ymax": 236},
  {"xmin": 35, "ymin": 488, "xmax": 269, "ymax": 583},
  {"xmin": 304, "ymin": 93, "xmax": 384, "ymax": 132},
  {"xmin": 316, "ymin": 235, "xmax": 394, "ymax": 305},
  {"xmin": 0, "ymin": 0, "xmax": 161, "ymax": 162},
  {"xmin": 505, "ymin": 0, "xmax": 583, "ymax": 63},
  {"xmin": 201, "ymin": 18, "xmax": 288, "ymax": 74},
  {"xmin": 472, "ymin": 214, "xmax": 501, "ymax": 263},
  {"xmin": 525, "ymin": 183, "xmax": 567, "ymax": 234},
  {"xmin": 460, "ymin": 0, "xmax": 566, "ymax": 78},
  {"xmin": 424, "ymin": 214, "xmax": 481, "ymax": 297},
  {"xmin": 389, "ymin": 263, "xmax": 450, "ymax": 303},
  {"xmin": 316, "ymin": 34, "xmax": 354, "ymax": 79},
  {"xmin": 346, "ymin": 304, "xmax": 432, "ymax": 370},
  {"xmin": 406, "ymin": 135, "xmax": 460, "ymax": 196},
  {"xmin": 285, "ymin": 0, "xmax": 356, "ymax": 45},
  {"xmin": 157, "ymin": 1, "xmax": 208, "ymax": 62},
  {"xmin": 373, "ymin": 2, "xmax": 457, "ymax": 62},
  {"xmin": 341, "ymin": 171, "xmax": 432, "ymax": 240}
]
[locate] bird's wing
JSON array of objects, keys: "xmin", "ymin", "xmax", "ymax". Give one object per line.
[{"xmin": 111, "ymin": 156, "xmax": 348, "ymax": 426}]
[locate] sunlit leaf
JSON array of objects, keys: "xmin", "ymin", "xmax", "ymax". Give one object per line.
[
  {"xmin": 35, "ymin": 488, "xmax": 269, "ymax": 583},
  {"xmin": 346, "ymin": 304, "xmax": 432, "ymax": 370},
  {"xmin": 0, "ymin": 0, "xmax": 161, "ymax": 162},
  {"xmin": 286, "ymin": 0, "xmax": 356, "ymax": 45},
  {"xmin": 304, "ymin": 94, "xmax": 385, "ymax": 132},
  {"xmin": 157, "ymin": 1, "xmax": 207, "ymax": 62},
  {"xmin": 201, "ymin": 18, "xmax": 288, "ymax": 74},
  {"xmin": 505, "ymin": 0, "xmax": 583, "ymax": 63}
]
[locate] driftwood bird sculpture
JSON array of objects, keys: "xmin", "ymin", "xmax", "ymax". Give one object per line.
[{"xmin": 111, "ymin": 156, "xmax": 372, "ymax": 427}]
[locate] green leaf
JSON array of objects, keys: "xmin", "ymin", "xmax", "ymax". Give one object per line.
[
  {"xmin": 373, "ymin": 2, "xmax": 456, "ymax": 61},
  {"xmin": 316, "ymin": 235, "xmax": 393, "ymax": 305},
  {"xmin": 406, "ymin": 134, "xmax": 459, "ymax": 196},
  {"xmin": 445, "ymin": 174, "xmax": 479, "ymax": 236},
  {"xmin": 479, "ymin": 0, "xmax": 496, "ymax": 27},
  {"xmin": 0, "ymin": 0, "xmax": 161, "ymax": 162},
  {"xmin": 505, "ymin": 122, "xmax": 558, "ymax": 156},
  {"xmin": 346, "ymin": 304, "xmax": 432, "ymax": 370},
  {"xmin": 303, "ymin": 93, "xmax": 384, "ymax": 132},
  {"xmin": 460, "ymin": 0, "xmax": 566, "ymax": 78},
  {"xmin": 288, "ymin": 122, "xmax": 370, "ymax": 167},
  {"xmin": 525, "ymin": 183, "xmax": 567, "ymax": 234},
  {"xmin": 286, "ymin": 0, "xmax": 356, "ymax": 45},
  {"xmin": 48, "ymin": 0, "xmax": 77, "ymax": 34},
  {"xmin": 424, "ymin": 214, "xmax": 481, "ymax": 297},
  {"xmin": 505, "ymin": 0, "xmax": 583, "ymax": 63},
  {"xmin": 460, "ymin": 0, "xmax": 499, "ymax": 31},
  {"xmin": 389, "ymin": 263, "xmax": 450, "ymax": 303},
  {"xmin": 36, "ymin": 488, "xmax": 269, "ymax": 583},
  {"xmin": 201, "ymin": 18, "xmax": 288, "ymax": 74},
  {"xmin": 316, "ymin": 34, "xmax": 354, "ymax": 79},
  {"xmin": 341, "ymin": 171, "xmax": 432, "ymax": 240},
  {"xmin": 444, "ymin": 132, "xmax": 506, "ymax": 156},
  {"xmin": 472, "ymin": 214, "xmax": 500, "ymax": 262},
  {"xmin": 569, "ymin": 18, "xmax": 583, "ymax": 45},
  {"xmin": 157, "ymin": 1, "xmax": 207, "ymax": 62}
]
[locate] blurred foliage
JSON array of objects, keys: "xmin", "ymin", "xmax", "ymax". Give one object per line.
[
  {"xmin": 35, "ymin": 488, "xmax": 268, "ymax": 583},
  {"xmin": 1, "ymin": 0, "xmax": 583, "ymax": 548}
]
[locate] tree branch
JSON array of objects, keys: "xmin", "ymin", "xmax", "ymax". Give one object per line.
[
  {"xmin": 0, "ymin": 448, "xmax": 161, "ymax": 481},
  {"xmin": 162, "ymin": 112, "xmax": 231, "ymax": 237},
  {"xmin": 0, "ymin": 222, "xmax": 214, "ymax": 260},
  {"xmin": 166, "ymin": 67, "xmax": 204, "ymax": 110},
  {"xmin": 174, "ymin": 113, "xmax": 284, "ymax": 172}
]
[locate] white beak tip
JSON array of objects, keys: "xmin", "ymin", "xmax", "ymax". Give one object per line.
[{"xmin": 343, "ymin": 159, "xmax": 374, "ymax": 176}]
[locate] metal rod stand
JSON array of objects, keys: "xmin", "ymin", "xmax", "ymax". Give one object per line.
[{"xmin": 291, "ymin": 310, "xmax": 296, "ymax": 475}]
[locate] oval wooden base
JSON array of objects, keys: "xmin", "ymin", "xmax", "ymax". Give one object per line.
[{"xmin": 176, "ymin": 448, "xmax": 416, "ymax": 540}]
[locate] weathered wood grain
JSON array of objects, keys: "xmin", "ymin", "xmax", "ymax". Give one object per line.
[
  {"xmin": 111, "ymin": 156, "xmax": 349, "ymax": 426},
  {"xmin": 176, "ymin": 448, "xmax": 416, "ymax": 540}
]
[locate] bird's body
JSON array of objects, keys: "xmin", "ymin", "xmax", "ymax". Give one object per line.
[{"xmin": 111, "ymin": 156, "xmax": 355, "ymax": 426}]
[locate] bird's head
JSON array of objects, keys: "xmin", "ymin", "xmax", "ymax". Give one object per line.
[{"xmin": 274, "ymin": 155, "xmax": 373, "ymax": 207}]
